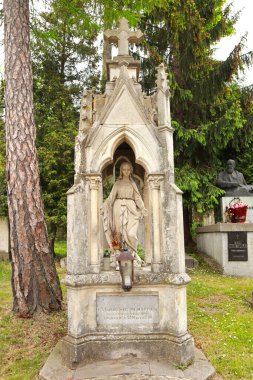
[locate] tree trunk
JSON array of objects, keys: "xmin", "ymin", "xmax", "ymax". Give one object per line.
[
  {"xmin": 49, "ymin": 223, "xmax": 57, "ymax": 258},
  {"xmin": 183, "ymin": 203, "xmax": 192, "ymax": 246},
  {"xmin": 4, "ymin": 0, "xmax": 62, "ymax": 317}
]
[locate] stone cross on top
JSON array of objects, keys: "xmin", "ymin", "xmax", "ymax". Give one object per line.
[{"xmin": 104, "ymin": 18, "xmax": 143, "ymax": 56}]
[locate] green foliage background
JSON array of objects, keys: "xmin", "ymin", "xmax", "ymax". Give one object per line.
[
  {"xmin": 31, "ymin": 0, "xmax": 100, "ymax": 237},
  {"xmin": 137, "ymin": 0, "xmax": 253, "ymax": 219}
]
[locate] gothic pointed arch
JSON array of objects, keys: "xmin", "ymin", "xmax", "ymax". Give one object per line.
[{"xmin": 90, "ymin": 126, "xmax": 161, "ymax": 174}]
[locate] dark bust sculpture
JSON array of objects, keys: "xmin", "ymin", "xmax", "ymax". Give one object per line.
[{"xmin": 216, "ymin": 159, "xmax": 253, "ymax": 196}]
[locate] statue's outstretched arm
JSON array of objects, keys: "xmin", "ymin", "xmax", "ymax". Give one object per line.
[{"xmin": 101, "ymin": 183, "xmax": 118, "ymax": 247}]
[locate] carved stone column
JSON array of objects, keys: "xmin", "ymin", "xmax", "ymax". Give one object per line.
[
  {"xmin": 148, "ymin": 174, "xmax": 164, "ymax": 272},
  {"xmin": 86, "ymin": 174, "xmax": 102, "ymax": 273},
  {"xmin": 143, "ymin": 176, "xmax": 151, "ymax": 264},
  {"xmin": 158, "ymin": 125, "xmax": 175, "ymax": 183}
]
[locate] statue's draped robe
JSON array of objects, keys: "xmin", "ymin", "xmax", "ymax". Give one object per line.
[{"xmin": 102, "ymin": 179, "xmax": 145, "ymax": 252}]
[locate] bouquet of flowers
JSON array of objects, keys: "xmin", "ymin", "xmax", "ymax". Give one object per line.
[
  {"xmin": 111, "ymin": 230, "xmax": 123, "ymax": 250},
  {"xmin": 225, "ymin": 198, "xmax": 248, "ymax": 223}
]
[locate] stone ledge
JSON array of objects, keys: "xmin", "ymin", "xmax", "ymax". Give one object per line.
[
  {"xmin": 63, "ymin": 271, "xmax": 191, "ymax": 287},
  {"xmin": 64, "ymin": 331, "xmax": 193, "ymax": 345},
  {"xmin": 62, "ymin": 332, "xmax": 194, "ymax": 369},
  {"xmin": 197, "ymin": 222, "xmax": 253, "ymax": 233}
]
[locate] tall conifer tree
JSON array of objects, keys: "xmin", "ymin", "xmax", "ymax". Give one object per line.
[
  {"xmin": 4, "ymin": 0, "xmax": 62, "ymax": 317},
  {"xmin": 138, "ymin": 0, "xmax": 253, "ymax": 238}
]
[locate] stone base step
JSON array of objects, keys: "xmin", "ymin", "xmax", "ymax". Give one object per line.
[
  {"xmin": 39, "ymin": 342, "xmax": 215, "ymax": 380},
  {"xmin": 185, "ymin": 254, "xmax": 198, "ymax": 269}
]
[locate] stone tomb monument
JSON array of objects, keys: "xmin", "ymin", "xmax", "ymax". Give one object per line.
[
  {"xmin": 197, "ymin": 160, "xmax": 253, "ymax": 277},
  {"xmin": 217, "ymin": 159, "xmax": 253, "ymax": 222},
  {"xmin": 40, "ymin": 19, "xmax": 196, "ymax": 378}
]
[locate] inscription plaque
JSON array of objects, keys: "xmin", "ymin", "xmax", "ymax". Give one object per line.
[
  {"xmin": 96, "ymin": 294, "xmax": 159, "ymax": 326},
  {"xmin": 228, "ymin": 232, "xmax": 248, "ymax": 261}
]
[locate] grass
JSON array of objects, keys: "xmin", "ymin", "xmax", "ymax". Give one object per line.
[
  {"xmin": 0, "ymin": 244, "xmax": 252, "ymax": 379},
  {"xmin": 0, "ymin": 247, "xmax": 67, "ymax": 380},
  {"xmin": 187, "ymin": 252, "xmax": 253, "ymax": 380},
  {"xmin": 54, "ymin": 240, "xmax": 67, "ymax": 259}
]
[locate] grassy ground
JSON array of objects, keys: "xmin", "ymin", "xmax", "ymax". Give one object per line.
[
  {"xmin": 187, "ymin": 253, "xmax": 253, "ymax": 380},
  {"xmin": 0, "ymin": 244, "xmax": 252, "ymax": 379},
  {"xmin": 0, "ymin": 248, "xmax": 67, "ymax": 380},
  {"xmin": 54, "ymin": 240, "xmax": 67, "ymax": 259}
]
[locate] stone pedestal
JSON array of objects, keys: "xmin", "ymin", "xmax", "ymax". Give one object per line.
[
  {"xmin": 197, "ymin": 223, "xmax": 253, "ymax": 277},
  {"xmin": 61, "ymin": 269, "xmax": 194, "ymax": 369}
]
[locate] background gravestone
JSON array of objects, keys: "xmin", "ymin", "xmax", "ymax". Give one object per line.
[{"xmin": 0, "ymin": 217, "xmax": 9, "ymax": 261}]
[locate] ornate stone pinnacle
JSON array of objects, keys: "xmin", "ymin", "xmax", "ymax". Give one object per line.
[{"xmin": 156, "ymin": 63, "xmax": 170, "ymax": 93}]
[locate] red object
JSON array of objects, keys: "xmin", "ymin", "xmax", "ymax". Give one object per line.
[{"xmin": 227, "ymin": 198, "xmax": 247, "ymax": 223}]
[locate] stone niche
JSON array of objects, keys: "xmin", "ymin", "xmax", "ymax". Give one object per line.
[{"xmin": 60, "ymin": 18, "xmax": 194, "ymax": 370}]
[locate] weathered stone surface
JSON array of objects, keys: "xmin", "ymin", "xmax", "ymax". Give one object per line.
[
  {"xmin": 63, "ymin": 270, "xmax": 191, "ymax": 287},
  {"xmin": 183, "ymin": 348, "xmax": 216, "ymax": 380},
  {"xmin": 185, "ymin": 254, "xmax": 198, "ymax": 269},
  {"xmin": 197, "ymin": 223, "xmax": 253, "ymax": 277},
  {"xmin": 66, "ymin": 283, "xmax": 189, "ymax": 336},
  {"xmin": 39, "ymin": 341, "xmax": 74, "ymax": 380},
  {"xmin": 62, "ymin": 333, "xmax": 195, "ymax": 370},
  {"xmin": 39, "ymin": 346, "xmax": 214, "ymax": 380}
]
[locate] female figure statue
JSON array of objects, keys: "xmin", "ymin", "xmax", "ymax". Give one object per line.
[{"xmin": 102, "ymin": 162, "xmax": 147, "ymax": 264}]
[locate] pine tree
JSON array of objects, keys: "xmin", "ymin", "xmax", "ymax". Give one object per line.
[
  {"xmin": 0, "ymin": 80, "xmax": 7, "ymax": 217},
  {"xmin": 4, "ymin": 0, "xmax": 62, "ymax": 317}
]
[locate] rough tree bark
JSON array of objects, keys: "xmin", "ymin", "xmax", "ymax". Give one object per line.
[{"xmin": 4, "ymin": 0, "xmax": 62, "ymax": 317}]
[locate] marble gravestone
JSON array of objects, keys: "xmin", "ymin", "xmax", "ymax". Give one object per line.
[{"xmin": 40, "ymin": 18, "xmax": 195, "ymax": 378}]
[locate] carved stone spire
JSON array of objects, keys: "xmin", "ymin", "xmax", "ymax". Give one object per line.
[{"xmin": 155, "ymin": 63, "xmax": 171, "ymax": 127}]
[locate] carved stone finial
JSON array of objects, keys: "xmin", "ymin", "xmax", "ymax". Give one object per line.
[
  {"xmin": 118, "ymin": 17, "xmax": 129, "ymax": 32},
  {"xmin": 156, "ymin": 63, "xmax": 170, "ymax": 94},
  {"xmin": 155, "ymin": 63, "xmax": 171, "ymax": 127},
  {"xmin": 104, "ymin": 18, "xmax": 143, "ymax": 57}
]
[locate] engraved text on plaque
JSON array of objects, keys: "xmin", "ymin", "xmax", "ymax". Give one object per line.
[
  {"xmin": 228, "ymin": 232, "xmax": 248, "ymax": 261},
  {"xmin": 96, "ymin": 294, "xmax": 159, "ymax": 326}
]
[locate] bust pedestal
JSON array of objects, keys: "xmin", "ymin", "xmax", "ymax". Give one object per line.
[{"xmin": 197, "ymin": 223, "xmax": 253, "ymax": 277}]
